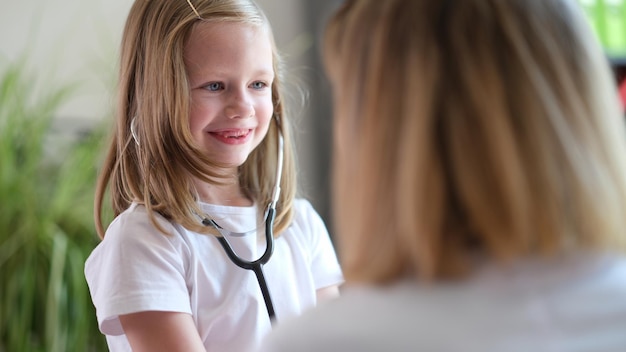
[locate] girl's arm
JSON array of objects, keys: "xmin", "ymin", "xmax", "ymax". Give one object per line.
[
  {"xmin": 316, "ymin": 284, "xmax": 340, "ymax": 301},
  {"xmin": 120, "ymin": 311, "xmax": 206, "ymax": 352}
]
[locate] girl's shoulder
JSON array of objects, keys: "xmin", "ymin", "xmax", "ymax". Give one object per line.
[
  {"xmin": 102, "ymin": 203, "xmax": 182, "ymax": 245},
  {"xmin": 288, "ymin": 198, "xmax": 327, "ymax": 233},
  {"xmin": 290, "ymin": 198, "xmax": 322, "ymax": 222},
  {"xmin": 281, "ymin": 198, "xmax": 333, "ymax": 251},
  {"xmin": 86, "ymin": 204, "xmax": 193, "ymax": 279}
]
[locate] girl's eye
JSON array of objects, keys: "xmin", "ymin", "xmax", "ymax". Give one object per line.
[
  {"xmin": 251, "ymin": 81, "xmax": 268, "ymax": 90},
  {"xmin": 204, "ymin": 82, "xmax": 223, "ymax": 91}
]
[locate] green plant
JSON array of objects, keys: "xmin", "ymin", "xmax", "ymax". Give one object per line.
[{"xmin": 0, "ymin": 60, "xmax": 108, "ymax": 351}]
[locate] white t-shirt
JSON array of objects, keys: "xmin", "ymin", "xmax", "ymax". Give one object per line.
[
  {"xmin": 259, "ymin": 252, "xmax": 626, "ymax": 352},
  {"xmin": 84, "ymin": 198, "xmax": 343, "ymax": 352}
]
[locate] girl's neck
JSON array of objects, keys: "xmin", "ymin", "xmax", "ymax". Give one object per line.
[{"xmin": 194, "ymin": 178, "xmax": 253, "ymax": 207}]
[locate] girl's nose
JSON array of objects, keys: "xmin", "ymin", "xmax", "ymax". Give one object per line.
[{"xmin": 225, "ymin": 90, "xmax": 254, "ymax": 119}]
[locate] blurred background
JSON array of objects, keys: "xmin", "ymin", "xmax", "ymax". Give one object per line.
[{"xmin": 0, "ymin": 0, "xmax": 624, "ymax": 351}]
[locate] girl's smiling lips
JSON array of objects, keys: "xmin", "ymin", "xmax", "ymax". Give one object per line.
[{"xmin": 209, "ymin": 128, "xmax": 253, "ymax": 145}]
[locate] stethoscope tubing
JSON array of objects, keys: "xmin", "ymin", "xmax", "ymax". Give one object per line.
[
  {"xmin": 203, "ymin": 131, "xmax": 284, "ymax": 325},
  {"xmin": 212, "ymin": 207, "xmax": 276, "ymax": 322}
]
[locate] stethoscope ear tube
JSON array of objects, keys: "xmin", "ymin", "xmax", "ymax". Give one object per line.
[{"xmin": 270, "ymin": 134, "xmax": 284, "ymax": 208}]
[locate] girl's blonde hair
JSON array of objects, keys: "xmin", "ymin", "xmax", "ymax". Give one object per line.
[
  {"xmin": 95, "ymin": 0, "xmax": 296, "ymax": 238},
  {"xmin": 325, "ymin": 0, "xmax": 626, "ymax": 283}
]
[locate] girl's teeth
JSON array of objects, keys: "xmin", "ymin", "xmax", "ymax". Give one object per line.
[{"xmin": 218, "ymin": 130, "xmax": 247, "ymax": 138}]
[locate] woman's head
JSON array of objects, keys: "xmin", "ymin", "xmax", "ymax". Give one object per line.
[
  {"xmin": 95, "ymin": 0, "xmax": 296, "ymax": 237},
  {"xmin": 325, "ymin": 0, "xmax": 626, "ymax": 283}
]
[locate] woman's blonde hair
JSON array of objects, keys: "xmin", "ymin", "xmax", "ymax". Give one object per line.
[
  {"xmin": 94, "ymin": 0, "xmax": 296, "ymax": 238},
  {"xmin": 324, "ymin": 0, "xmax": 626, "ymax": 283}
]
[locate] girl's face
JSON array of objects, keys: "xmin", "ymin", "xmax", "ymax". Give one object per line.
[{"xmin": 184, "ymin": 21, "xmax": 274, "ymax": 170}]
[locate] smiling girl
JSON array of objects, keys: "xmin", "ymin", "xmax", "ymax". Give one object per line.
[{"xmin": 84, "ymin": 1, "xmax": 343, "ymax": 351}]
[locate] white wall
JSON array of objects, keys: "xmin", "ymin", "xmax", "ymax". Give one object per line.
[{"xmin": 0, "ymin": 0, "xmax": 133, "ymax": 125}]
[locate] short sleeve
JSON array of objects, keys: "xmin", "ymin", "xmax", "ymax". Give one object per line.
[
  {"xmin": 84, "ymin": 205, "xmax": 192, "ymax": 336},
  {"xmin": 295, "ymin": 199, "xmax": 344, "ymax": 289}
]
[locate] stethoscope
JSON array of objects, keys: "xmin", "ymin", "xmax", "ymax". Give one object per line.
[
  {"xmin": 200, "ymin": 132, "xmax": 283, "ymax": 324},
  {"xmin": 131, "ymin": 117, "xmax": 283, "ymax": 323}
]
